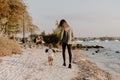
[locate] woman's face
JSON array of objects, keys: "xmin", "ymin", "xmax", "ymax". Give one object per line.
[{"xmin": 62, "ymin": 22, "xmax": 68, "ymax": 28}]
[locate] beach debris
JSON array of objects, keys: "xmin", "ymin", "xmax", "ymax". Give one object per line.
[
  {"xmin": 72, "ymin": 44, "xmax": 104, "ymax": 50},
  {"xmin": 115, "ymin": 51, "xmax": 120, "ymax": 53}
]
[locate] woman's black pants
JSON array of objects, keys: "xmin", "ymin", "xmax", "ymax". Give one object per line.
[{"xmin": 62, "ymin": 43, "xmax": 72, "ymax": 64}]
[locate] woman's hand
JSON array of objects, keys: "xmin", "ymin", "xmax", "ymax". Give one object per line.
[{"xmin": 58, "ymin": 41, "xmax": 62, "ymax": 45}]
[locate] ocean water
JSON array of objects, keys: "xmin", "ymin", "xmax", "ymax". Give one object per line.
[{"xmin": 79, "ymin": 41, "xmax": 120, "ymax": 51}]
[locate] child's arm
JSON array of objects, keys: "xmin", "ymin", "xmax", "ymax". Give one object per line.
[{"xmin": 52, "ymin": 49, "xmax": 56, "ymax": 53}]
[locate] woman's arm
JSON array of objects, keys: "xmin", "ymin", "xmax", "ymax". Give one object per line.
[
  {"xmin": 58, "ymin": 29, "xmax": 63, "ymax": 44},
  {"xmin": 71, "ymin": 29, "xmax": 74, "ymax": 41}
]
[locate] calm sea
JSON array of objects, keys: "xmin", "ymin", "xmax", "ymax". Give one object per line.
[{"xmin": 79, "ymin": 41, "xmax": 120, "ymax": 51}]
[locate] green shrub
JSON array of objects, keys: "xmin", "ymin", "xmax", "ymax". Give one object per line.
[{"xmin": 43, "ymin": 33, "xmax": 59, "ymax": 44}]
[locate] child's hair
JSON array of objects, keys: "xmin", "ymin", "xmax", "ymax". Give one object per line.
[
  {"xmin": 48, "ymin": 43, "xmax": 53, "ymax": 48},
  {"xmin": 45, "ymin": 43, "xmax": 55, "ymax": 53}
]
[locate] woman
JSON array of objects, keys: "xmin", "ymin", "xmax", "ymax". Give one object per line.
[{"xmin": 59, "ymin": 19, "xmax": 74, "ymax": 68}]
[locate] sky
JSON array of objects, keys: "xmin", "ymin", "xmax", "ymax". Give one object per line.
[{"xmin": 24, "ymin": 0, "xmax": 120, "ymax": 37}]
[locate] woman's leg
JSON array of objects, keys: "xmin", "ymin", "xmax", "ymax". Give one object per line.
[
  {"xmin": 62, "ymin": 43, "xmax": 66, "ymax": 66},
  {"xmin": 67, "ymin": 44, "xmax": 72, "ymax": 68}
]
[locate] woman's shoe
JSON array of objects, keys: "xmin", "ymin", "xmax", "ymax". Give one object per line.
[
  {"xmin": 63, "ymin": 63, "xmax": 66, "ymax": 66},
  {"xmin": 68, "ymin": 64, "xmax": 72, "ymax": 68}
]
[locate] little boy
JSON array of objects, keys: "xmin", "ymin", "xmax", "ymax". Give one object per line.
[{"xmin": 45, "ymin": 44, "xmax": 55, "ymax": 66}]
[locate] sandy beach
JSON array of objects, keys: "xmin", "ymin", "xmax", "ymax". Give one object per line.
[
  {"xmin": 0, "ymin": 45, "xmax": 118, "ymax": 80},
  {"xmin": 0, "ymin": 47, "xmax": 78, "ymax": 80}
]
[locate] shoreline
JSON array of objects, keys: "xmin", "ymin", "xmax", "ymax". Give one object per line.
[
  {"xmin": 77, "ymin": 48, "xmax": 120, "ymax": 80},
  {"xmin": 72, "ymin": 50, "xmax": 113, "ymax": 80}
]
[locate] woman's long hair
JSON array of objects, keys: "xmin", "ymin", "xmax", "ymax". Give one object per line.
[
  {"xmin": 59, "ymin": 19, "xmax": 66, "ymax": 26},
  {"xmin": 58, "ymin": 19, "xmax": 69, "ymax": 28}
]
